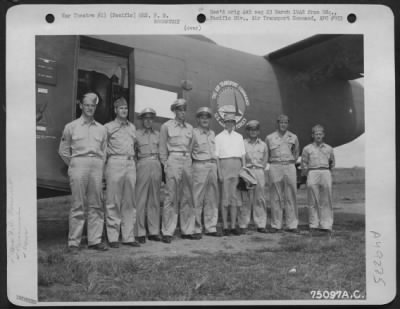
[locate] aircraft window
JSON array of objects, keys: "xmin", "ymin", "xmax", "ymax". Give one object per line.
[{"xmin": 135, "ymin": 84, "xmax": 177, "ymax": 120}]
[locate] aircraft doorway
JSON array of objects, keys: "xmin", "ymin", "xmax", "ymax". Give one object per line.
[{"xmin": 76, "ymin": 38, "xmax": 133, "ymax": 124}]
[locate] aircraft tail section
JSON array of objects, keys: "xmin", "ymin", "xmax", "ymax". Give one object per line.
[{"xmin": 266, "ymin": 34, "xmax": 363, "ymax": 83}]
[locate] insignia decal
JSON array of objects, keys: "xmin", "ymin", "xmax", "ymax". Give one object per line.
[{"xmin": 211, "ymin": 80, "xmax": 250, "ymax": 129}]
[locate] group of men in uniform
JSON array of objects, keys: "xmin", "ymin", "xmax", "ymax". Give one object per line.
[{"xmin": 59, "ymin": 92, "xmax": 335, "ymax": 253}]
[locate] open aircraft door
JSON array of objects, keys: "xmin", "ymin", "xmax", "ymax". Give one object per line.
[
  {"xmin": 36, "ymin": 36, "xmax": 135, "ymax": 193},
  {"xmin": 36, "ymin": 36, "xmax": 79, "ymax": 191}
]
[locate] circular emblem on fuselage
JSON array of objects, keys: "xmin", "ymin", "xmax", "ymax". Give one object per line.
[{"xmin": 211, "ymin": 80, "xmax": 250, "ymax": 129}]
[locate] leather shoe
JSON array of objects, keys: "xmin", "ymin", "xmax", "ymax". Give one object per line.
[
  {"xmin": 205, "ymin": 231, "xmax": 222, "ymax": 237},
  {"xmin": 192, "ymin": 233, "xmax": 202, "ymax": 240},
  {"xmin": 269, "ymin": 228, "xmax": 281, "ymax": 233},
  {"xmin": 88, "ymin": 243, "xmax": 108, "ymax": 251},
  {"xmin": 285, "ymin": 228, "xmax": 300, "ymax": 234},
  {"xmin": 231, "ymin": 228, "xmax": 241, "ymax": 236},
  {"xmin": 181, "ymin": 234, "xmax": 196, "ymax": 240},
  {"xmin": 68, "ymin": 246, "xmax": 80, "ymax": 254},
  {"xmin": 148, "ymin": 235, "xmax": 162, "ymax": 241},
  {"xmin": 122, "ymin": 241, "xmax": 141, "ymax": 247},
  {"xmin": 109, "ymin": 242, "xmax": 120, "ymax": 248},
  {"xmin": 162, "ymin": 236, "xmax": 172, "ymax": 244},
  {"xmin": 257, "ymin": 228, "xmax": 268, "ymax": 233},
  {"xmin": 223, "ymin": 229, "xmax": 231, "ymax": 236},
  {"xmin": 137, "ymin": 236, "xmax": 146, "ymax": 244},
  {"xmin": 239, "ymin": 228, "xmax": 248, "ymax": 235}
]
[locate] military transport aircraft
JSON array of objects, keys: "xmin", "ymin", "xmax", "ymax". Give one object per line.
[{"xmin": 36, "ymin": 34, "xmax": 364, "ymax": 193}]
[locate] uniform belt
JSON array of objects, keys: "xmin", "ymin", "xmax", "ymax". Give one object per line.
[
  {"xmin": 193, "ymin": 159, "xmax": 216, "ymax": 164},
  {"xmin": 270, "ymin": 160, "xmax": 295, "ymax": 165},
  {"xmin": 247, "ymin": 165, "xmax": 263, "ymax": 169},
  {"xmin": 169, "ymin": 151, "xmax": 190, "ymax": 157},
  {"xmin": 308, "ymin": 167, "xmax": 330, "ymax": 170},
  {"xmin": 78, "ymin": 154, "xmax": 101, "ymax": 159},
  {"xmin": 110, "ymin": 155, "xmax": 136, "ymax": 161},
  {"xmin": 138, "ymin": 154, "xmax": 159, "ymax": 160}
]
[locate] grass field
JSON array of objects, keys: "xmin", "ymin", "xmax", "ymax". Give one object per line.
[{"xmin": 37, "ymin": 168, "xmax": 365, "ymax": 302}]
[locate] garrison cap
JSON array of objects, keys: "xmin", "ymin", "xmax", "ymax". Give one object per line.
[
  {"xmin": 170, "ymin": 98, "xmax": 187, "ymax": 111},
  {"xmin": 277, "ymin": 114, "xmax": 289, "ymax": 122},
  {"xmin": 82, "ymin": 92, "xmax": 99, "ymax": 105},
  {"xmin": 246, "ymin": 120, "xmax": 260, "ymax": 130},
  {"xmin": 196, "ymin": 107, "xmax": 212, "ymax": 118},
  {"xmin": 139, "ymin": 107, "xmax": 156, "ymax": 118},
  {"xmin": 113, "ymin": 97, "xmax": 128, "ymax": 108},
  {"xmin": 224, "ymin": 113, "xmax": 236, "ymax": 123}
]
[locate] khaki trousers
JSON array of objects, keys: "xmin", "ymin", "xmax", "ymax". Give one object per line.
[
  {"xmin": 307, "ymin": 169, "xmax": 333, "ymax": 230},
  {"xmin": 68, "ymin": 157, "xmax": 104, "ymax": 247},
  {"xmin": 269, "ymin": 163, "xmax": 298, "ymax": 229},
  {"xmin": 136, "ymin": 158, "xmax": 162, "ymax": 237},
  {"xmin": 105, "ymin": 158, "xmax": 136, "ymax": 243},
  {"xmin": 161, "ymin": 156, "xmax": 195, "ymax": 236},
  {"xmin": 192, "ymin": 161, "xmax": 219, "ymax": 234},
  {"xmin": 239, "ymin": 168, "xmax": 267, "ymax": 228}
]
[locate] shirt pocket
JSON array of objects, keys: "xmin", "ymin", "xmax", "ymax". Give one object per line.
[
  {"xmin": 198, "ymin": 140, "xmax": 209, "ymax": 153},
  {"xmin": 138, "ymin": 141, "xmax": 151, "ymax": 154},
  {"xmin": 269, "ymin": 142, "xmax": 280, "ymax": 156},
  {"xmin": 168, "ymin": 127, "xmax": 182, "ymax": 146},
  {"xmin": 183, "ymin": 130, "xmax": 192, "ymax": 144}
]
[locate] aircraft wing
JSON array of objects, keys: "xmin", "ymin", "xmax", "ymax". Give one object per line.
[{"xmin": 266, "ymin": 34, "xmax": 363, "ymax": 82}]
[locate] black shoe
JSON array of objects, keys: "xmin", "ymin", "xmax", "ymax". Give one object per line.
[
  {"xmin": 223, "ymin": 229, "xmax": 231, "ymax": 236},
  {"xmin": 257, "ymin": 228, "xmax": 268, "ymax": 233},
  {"xmin": 205, "ymin": 231, "xmax": 223, "ymax": 237},
  {"xmin": 122, "ymin": 241, "xmax": 141, "ymax": 247},
  {"xmin": 67, "ymin": 245, "xmax": 80, "ymax": 254},
  {"xmin": 239, "ymin": 228, "xmax": 248, "ymax": 235},
  {"xmin": 269, "ymin": 228, "xmax": 281, "ymax": 233},
  {"xmin": 109, "ymin": 242, "xmax": 120, "ymax": 248},
  {"xmin": 192, "ymin": 233, "xmax": 202, "ymax": 240},
  {"xmin": 148, "ymin": 235, "xmax": 162, "ymax": 241},
  {"xmin": 137, "ymin": 236, "xmax": 146, "ymax": 244},
  {"xmin": 181, "ymin": 234, "xmax": 197, "ymax": 240},
  {"xmin": 162, "ymin": 236, "xmax": 172, "ymax": 244},
  {"xmin": 88, "ymin": 243, "xmax": 109, "ymax": 251},
  {"xmin": 231, "ymin": 228, "xmax": 241, "ymax": 236},
  {"xmin": 285, "ymin": 228, "xmax": 300, "ymax": 234}
]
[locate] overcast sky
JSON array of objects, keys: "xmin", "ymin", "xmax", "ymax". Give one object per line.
[{"xmin": 207, "ymin": 34, "xmax": 365, "ymax": 168}]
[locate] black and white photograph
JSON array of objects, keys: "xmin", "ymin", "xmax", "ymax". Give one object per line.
[{"xmin": 6, "ymin": 4, "xmax": 396, "ymax": 306}]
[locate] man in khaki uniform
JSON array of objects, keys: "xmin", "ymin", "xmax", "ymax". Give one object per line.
[
  {"xmin": 104, "ymin": 97, "xmax": 140, "ymax": 248},
  {"xmin": 301, "ymin": 124, "xmax": 335, "ymax": 232},
  {"xmin": 159, "ymin": 98, "xmax": 196, "ymax": 243},
  {"xmin": 135, "ymin": 108, "xmax": 162, "ymax": 243},
  {"xmin": 265, "ymin": 114, "xmax": 300, "ymax": 233},
  {"xmin": 59, "ymin": 92, "xmax": 108, "ymax": 252},
  {"xmin": 239, "ymin": 120, "xmax": 268, "ymax": 234},
  {"xmin": 215, "ymin": 113, "xmax": 246, "ymax": 236},
  {"xmin": 191, "ymin": 107, "xmax": 221, "ymax": 238}
]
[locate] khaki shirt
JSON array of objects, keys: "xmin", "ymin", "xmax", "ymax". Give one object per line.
[
  {"xmin": 301, "ymin": 142, "xmax": 335, "ymax": 171},
  {"xmin": 265, "ymin": 130, "xmax": 299, "ymax": 163},
  {"xmin": 58, "ymin": 116, "xmax": 107, "ymax": 165},
  {"xmin": 191, "ymin": 127, "xmax": 217, "ymax": 161},
  {"xmin": 104, "ymin": 119, "xmax": 136, "ymax": 157},
  {"xmin": 244, "ymin": 138, "xmax": 268, "ymax": 169},
  {"xmin": 159, "ymin": 119, "xmax": 193, "ymax": 163},
  {"xmin": 136, "ymin": 128, "xmax": 160, "ymax": 159}
]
